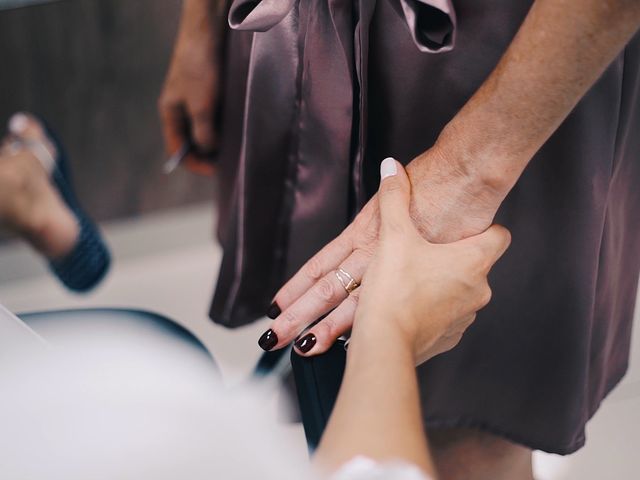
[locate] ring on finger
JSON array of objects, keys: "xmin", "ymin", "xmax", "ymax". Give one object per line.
[{"xmin": 335, "ymin": 268, "xmax": 359, "ymax": 295}]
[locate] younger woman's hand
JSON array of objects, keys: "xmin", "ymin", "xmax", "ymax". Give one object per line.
[
  {"xmin": 353, "ymin": 158, "xmax": 511, "ymax": 364},
  {"xmin": 295, "ymin": 158, "xmax": 511, "ymax": 364}
]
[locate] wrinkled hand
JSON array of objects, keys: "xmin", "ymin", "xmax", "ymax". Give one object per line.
[
  {"xmin": 158, "ymin": 4, "xmax": 222, "ymax": 176},
  {"xmin": 351, "ymin": 159, "xmax": 510, "ymax": 364},
  {"xmin": 258, "ymin": 147, "xmax": 508, "ymax": 355}
]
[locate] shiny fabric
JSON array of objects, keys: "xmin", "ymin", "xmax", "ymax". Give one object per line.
[{"xmin": 210, "ymin": 0, "xmax": 640, "ymax": 454}]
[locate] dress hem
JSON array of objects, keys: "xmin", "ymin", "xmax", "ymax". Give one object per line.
[{"xmin": 424, "ymin": 364, "xmax": 629, "ymax": 455}]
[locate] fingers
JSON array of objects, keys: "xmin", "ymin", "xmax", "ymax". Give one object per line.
[
  {"xmin": 476, "ymin": 224, "xmax": 512, "ymax": 266},
  {"xmin": 459, "ymin": 312, "xmax": 477, "ymax": 329},
  {"xmin": 457, "ymin": 224, "xmax": 511, "ymax": 271},
  {"xmin": 183, "ymin": 103, "xmax": 218, "ymax": 175},
  {"xmin": 262, "ymin": 250, "xmax": 368, "ymax": 350},
  {"xmin": 294, "ymin": 290, "xmax": 359, "ymax": 356},
  {"xmin": 186, "ymin": 101, "xmax": 218, "ymax": 155},
  {"xmin": 377, "ymin": 157, "xmax": 412, "ymax": 236},
  {"xmin": 158, "ymin": 89, "xmax": 218, "ymax": 175},
  {"xmin": 270, "ymin": 231, "xmax": 354, "ymax": 314},
  {"xmin": 158, "ymin": 101, "xmax": 187, "ymax": 159},
  {"xmin": 183, "ymin": 156, "xmax": 217, "ymax": 176}
]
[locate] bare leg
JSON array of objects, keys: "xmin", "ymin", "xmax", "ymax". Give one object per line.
[
  {"xmin": 0, "ymin": 114, "xmax": 79, "ymax": 259},
  {"xmin": 429, "ymin": 427, "xmax": 534, "ymax": 480}
]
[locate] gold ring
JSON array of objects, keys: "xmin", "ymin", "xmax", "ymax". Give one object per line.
[{"xmin": 335, "ymin": 268, "xmax": 359, "ymax": 295}]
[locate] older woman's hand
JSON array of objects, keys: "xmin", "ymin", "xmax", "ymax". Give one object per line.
[
  {"xmin": 348, "ymin": 159, "xmax": 510, "ymax": 364},
  {"xmin": 258, "ymin": 149, "xmax": 508, "ymax": 356}
]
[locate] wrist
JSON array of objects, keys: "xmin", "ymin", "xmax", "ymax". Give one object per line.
[
  {"xmin": 349, "ymin": 314, "xmax": 417, "ymax": 364},
  {"xmin": 406, "ymin": 137, "xmax": 507, "ymax": 242},
  {"xmin": 434, "ymin": 121, "xmax": 517, "ymax": 199}
]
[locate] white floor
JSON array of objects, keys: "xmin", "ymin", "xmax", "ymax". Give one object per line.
[{"xmin": 0, "ymin": 203, "xmax": 638, "ymax": 479}]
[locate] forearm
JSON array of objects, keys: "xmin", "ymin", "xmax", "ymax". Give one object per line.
[
  {"xmin": 427, "ymin": 0, "xmax": 640, "ymax": 196},
  {"xmin": 314, "ymin": 323, "xmax": 435, "ymax": 477},
  {"xmin": 178, "ymin": 0, "xmax": 226, "ymax": 41},
  {"xmin": 182, "ymin": 0, "xmax": 225, "ymax": 18}
]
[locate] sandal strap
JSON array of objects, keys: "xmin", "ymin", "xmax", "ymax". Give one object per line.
[
  {"xmin": 6, "ymin": 138, "xmax": 56, "ymax": 175},
  {"xmin": 49, "ymin": 213, "xmax": 111, "ymax": 292}
]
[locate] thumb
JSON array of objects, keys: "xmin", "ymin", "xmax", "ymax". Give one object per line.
[{"xmin": 378, "ymin": 157, "xmax": 412, "ymax": 234}]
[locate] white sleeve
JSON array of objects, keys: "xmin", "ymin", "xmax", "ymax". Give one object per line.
[{"xmin": 331, "ymin": 456, "xmax": 431, "ymax": 480}]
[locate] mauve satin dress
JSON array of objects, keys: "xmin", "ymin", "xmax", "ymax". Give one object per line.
[{"xmin": 209, "ymin": 0, "xmax": 640, "ymax": 454}]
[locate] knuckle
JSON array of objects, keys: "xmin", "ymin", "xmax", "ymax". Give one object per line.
[
  {"xmin": 449, "ymin": 333, "xmax": 464, "ymax": 349},
  {"xmin": 314, "ymin": 277, "xmax": 337, "ymax": 304},
  {"xmin": 455, "ymin": 315, "xmax": 476, "ymax": 333},
  {"xmin": 382, "ymin": 218, "xmax": 406, "ymax": 236},
  {"xmin": 481, "ymin": 255, "xmax": 494, "ymax": 273},
  {"xmin": 347, "ymin": 292, "xmax": 360, "ymax": 308},
  {"xmin": 335, "ymin": 232, "xmax": 354, "ymax": 252},
  {"xmin": 351, "ymin": 212, "xmax": 379, "ymax": 245},
  {"xmin": 352, "ymin": 245, "xmax": 374, "ymax": 264},
  {"xmin": 379, "ymin": 180, "xmax": 402, "ymax": 197},
  {"xmin": 358, "ymin": 224, "xmax": 379, "ymax": 247},
  {"xmin": 274, "ymin": 287, "xmax": 290, "ymax": 307},
  {"xmin": 157, "ymin": 95, "xmax": 176, "ymax": 113},
  {"xmin": 303, "ymin": 257, "xmax": 325, "ymax": 282},
  {"xmin": 317, "ymin": 316, "xmax": 338, "ymax": 339},
  {"xmin": 495, "ymin": 224, "xmax": 511, "ymax": 243},
  {"xmin": 504, "ymin": 229, "xmax": 513, "ymax": 248},
  {"xmin": 280, "ymin": 309, "xmax": 298, "ymax": 326},
  {"xmin": 351, "ymin": 211, "xmax": 369, "ymax": 231},
  {"xmin": 478, "ymin": 284, "xmax": 493, "ymax": 308}
]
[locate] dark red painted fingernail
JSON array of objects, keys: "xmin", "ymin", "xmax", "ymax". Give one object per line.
[
  {"xmin": 267, "ymin": 302, "xmax": 281, "ymax": 320},
  {"xmin": 295, "ymin": 333, "xmax": 317, "ymax": 354},
  {"xmin": 258, "ymin": 329, "xmax": 278, "ymax": 351}
]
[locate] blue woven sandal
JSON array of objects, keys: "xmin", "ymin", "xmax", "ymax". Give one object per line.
[{"xmin": 9, "ymin": 116, "xmax": 111, "ymax": 292}]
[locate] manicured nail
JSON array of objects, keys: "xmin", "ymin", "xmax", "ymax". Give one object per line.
[
  {"xmin": 267, "ymin": 301, "xmax": 281, "ymax": 319},
  {"xmin": 295, "ymin": 333, "xmax": 317, "ymax": 354},
  {"xmin": 8, "ymin": 113, "xmax": 29, "ymax": 134},
  {"xmin": 380, "ymin": 157, "xmax": 397, "ymax": 180},
  {"xmin": 258, "ymin": 329, "xmax": 278, "ymax": 351}
]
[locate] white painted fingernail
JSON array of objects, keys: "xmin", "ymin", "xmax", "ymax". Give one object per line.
[
  {"xmin": 380, "ymin": 157, "xmax": 397, "ymax": 180},
  {"xmin": 8, "ymin": 113, "xmax": 29, "ymax": 134}
]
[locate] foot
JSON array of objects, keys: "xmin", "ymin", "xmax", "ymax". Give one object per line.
[{"xmin": 0, "ymin": 113, "xmax": 79, "ymax": 259}]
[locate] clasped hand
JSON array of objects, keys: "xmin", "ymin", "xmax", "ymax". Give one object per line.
[{"xmin": 261, "ymin": 153, "xmax": 510, "ymax": 364}]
